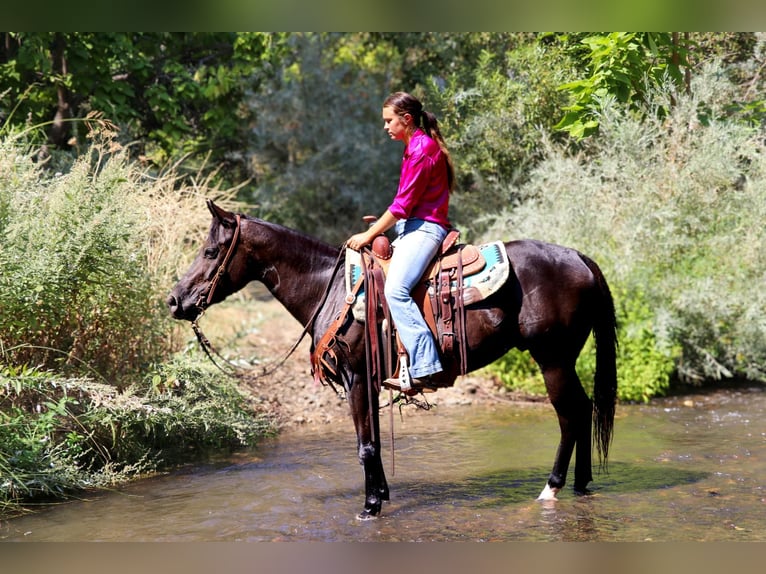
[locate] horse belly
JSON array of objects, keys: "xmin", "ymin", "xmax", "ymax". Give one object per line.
[{"xmin": 463, "ymin": 306, "xmax": 520, "ymax": 372}]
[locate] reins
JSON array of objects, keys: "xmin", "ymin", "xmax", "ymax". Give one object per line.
[
  {"xmin": 189, "ymin": 221, "xmax": 409, "ymax": 475},
  {"xmin": 190, "ymin": 314, "xmax": 243, "ymax": 376}
]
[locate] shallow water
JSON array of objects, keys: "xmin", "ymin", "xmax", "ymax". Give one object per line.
[{"xmin": 2, "ymin": 386, "xmax": 764, "ymax": 541}]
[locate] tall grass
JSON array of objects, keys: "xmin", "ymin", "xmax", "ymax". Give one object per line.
[
  {"xmin": 0, "ymin": 129, "xmax": 239, "ymax": 382},
  {"xmin": 0, "ymin": 126, "xmax": 264, "ymax": 516},
  {"xmin": 484, "ymin": 62, "xmax": 766, "ymax": 391},
  {"xmin": 1, "ymin": 357, "xmax": 275, "ymax": 516}
]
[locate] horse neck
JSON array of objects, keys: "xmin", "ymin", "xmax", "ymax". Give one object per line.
[{"xmin": 241, "ymin": 218, "xmax": 341, "ymax": 327}]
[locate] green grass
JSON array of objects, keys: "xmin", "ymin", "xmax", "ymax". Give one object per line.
[{"xmin": 0, "ymin": 356, "xmax": 275, "ymax": 518}]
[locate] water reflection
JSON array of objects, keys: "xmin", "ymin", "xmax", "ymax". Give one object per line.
[{"xmin": 1, "ymin": 386, "xmax": 764, "ymax": 541}]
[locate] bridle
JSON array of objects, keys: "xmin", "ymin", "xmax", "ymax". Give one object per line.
[
  {"xmin": 190, "ymin": 212, "xmax": 345, "ymax": 379},
  {"xmin": 190, "ymin": 213, "xmax": 244, "ymax": 374},
  {"xmin": 203, "ymin": 213, "xmax": 242, "ymax": 310}
]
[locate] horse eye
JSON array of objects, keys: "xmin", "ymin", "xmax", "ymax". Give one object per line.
[{"xmin": 204, "ymin": 247, "xmax": 219, "ymax": 259}]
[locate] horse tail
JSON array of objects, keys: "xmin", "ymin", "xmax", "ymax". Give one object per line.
[{"xmin": 580, "ymin": 253, "xmax": 618, "ymax": 470}]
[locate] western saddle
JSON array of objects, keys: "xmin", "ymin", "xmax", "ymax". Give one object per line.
[{"xmin": 311, "ymin": 222, "xmax": 494, "ymax": 395}]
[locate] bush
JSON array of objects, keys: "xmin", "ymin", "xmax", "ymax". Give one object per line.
[
  {"xmin": 483, "ymin": 62, "xmax": 766, "ymax": 391},
  {"xmin": 0, "ymin": 129, "xmax": 236, "ymax": 383},
  {"xmin": 245, "ymin": 34, "xmax": 402, "ymax": 245},
  {"xmin": 0, "ymin": 364, "xmax": 153, "ymax": 514},
  {"xmin": 427, "ymin": 41, "xmax": 573, "ymax": 240},
  {"xmin": 0, "ymin": 357, "xmax": 273, "ymax": 515},
  {"xmin": 0, "ymin": 123, "xmax": 265, "ymax": 517},
  {"xmin": 580, "ymin": 286, "xmax": 676, "ymax": 403},
  {"xmin": 484, "ymin": 347, "xmax": 546, "ymax": 397}
]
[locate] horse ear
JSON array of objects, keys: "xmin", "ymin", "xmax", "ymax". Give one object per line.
[{"xmin": 207, "ymin": 199, "xmax": 236, "ymax": 228}]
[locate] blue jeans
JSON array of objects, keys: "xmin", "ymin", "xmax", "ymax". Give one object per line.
[{"xmin": 384, "ymin": 219, "xmax": 448, "ymax": 378}]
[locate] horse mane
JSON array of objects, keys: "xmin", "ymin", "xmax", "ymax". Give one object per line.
[{"xmin": 241, "ymin": 214, "xmax": 341, "ymax": 258}]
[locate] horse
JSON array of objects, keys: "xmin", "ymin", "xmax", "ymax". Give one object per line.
[{"xmin": 167, "ymin": 199, "xmax": 618, "ymax": 519}]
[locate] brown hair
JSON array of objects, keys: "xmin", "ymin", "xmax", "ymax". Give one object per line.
[{"xmin": 383, "ymin": 91, "xmax": 455, "ymax": 192}]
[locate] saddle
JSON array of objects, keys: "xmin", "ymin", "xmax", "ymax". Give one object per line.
[{"xmin": 310, "ymin": 224, "xmax": 509, "ymax": 393}]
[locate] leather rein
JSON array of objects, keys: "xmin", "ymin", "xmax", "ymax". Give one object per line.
[{"xmin": 191, "ymin": 213, "xmax": 344, "ymax": 378}]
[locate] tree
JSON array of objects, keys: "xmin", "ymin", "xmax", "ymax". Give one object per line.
[
  {"xmin": 0, "ymin": 33, "xmax": 289, "ymax": 181},
  {"xmin": 244, "ymin": 33, "xmax": 403, "ymax": 243}
]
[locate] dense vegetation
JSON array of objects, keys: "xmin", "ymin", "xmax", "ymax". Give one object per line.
[
  {"xmin": 0, "ymin": 128, "xmax": 273, "ymax": 516},
  {"xmin": 2, "ymin": 32, "xmax": 765, "ymax": 514}
]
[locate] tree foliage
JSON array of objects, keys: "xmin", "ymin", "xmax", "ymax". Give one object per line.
[
  {"xmin": 553, "ymin": 32, "xmax": 690, "ymax": 138},
  {"xmin": 553, "ymin": 32, "xmax": 764, "ymax": 138},
  {"xmin": 0, "ymin": 32, "xmax": 290, "ymax": 180},
  {"xmin": 484, "ymin": 59, "xmax": 766, "ymax": 387},
  {"xmin": 426, "ymin": 40, "xmax": 573, "ymax": 238},
  {"xmin": 242, "ymin": 33, "xmax": 403, "ymax": 243}
]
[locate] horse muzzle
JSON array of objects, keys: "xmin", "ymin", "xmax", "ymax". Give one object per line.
[{"xmin": 166, "ymin": 292, "xmax": 204, "ymax": 322}]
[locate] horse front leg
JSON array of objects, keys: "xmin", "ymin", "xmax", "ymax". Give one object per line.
[{"xmin": 348, "ymin": 373, "xmax": 389, "ymax": 519}]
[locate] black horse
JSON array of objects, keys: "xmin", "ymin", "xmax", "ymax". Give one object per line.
[{"xmin": 167, "ymin": 200, "xmax": 617, "ymax": 518}]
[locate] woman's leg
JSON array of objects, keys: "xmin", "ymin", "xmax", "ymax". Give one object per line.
[{"xmin": 384, "ymin": 223, "xmax": 445, "ymax": 379}]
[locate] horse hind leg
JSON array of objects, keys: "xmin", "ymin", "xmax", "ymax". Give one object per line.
[{"xmin": 535, "ymin": 363, "xmax": 593, "ymax": 500}]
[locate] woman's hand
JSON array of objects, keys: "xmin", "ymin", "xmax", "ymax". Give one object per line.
[
  {"xmin": 346, "ymin": 232, "xmax": 371, "ymax": 251},
  {"xmin": 346, "ymin": 210, "xmax": 397, "ymax": 251}
]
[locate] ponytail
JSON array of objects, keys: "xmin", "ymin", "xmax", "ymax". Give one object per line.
[{"xmin": 421, "ymin": 110, "xmax": 455, "ymax": 193}]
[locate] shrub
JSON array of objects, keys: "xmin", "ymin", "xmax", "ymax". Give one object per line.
[
  {"xmin": 428, "ymin": 41, "xmax": 573, "ymax": 240},
  {"xmin": 0, "ymin": 135, "xmax": 163, "ymax": 381},
  {"xmin": 482, "ymin": 62, "xmax": 766, "ymax": 390},
  {"xmin": 0, "ymin": 129, "xmax": 236, "ymax": 383},
  {"xmin": 0, "ymin": 357, "xmax": 273, "ymax": 514},
  {"xmin": 579, "ymin": 286, "xmax": 677, "ymax": 403}
]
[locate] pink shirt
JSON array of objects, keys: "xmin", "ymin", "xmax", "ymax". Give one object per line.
[{"xmin": 388, "ymin": 129, "xmax": 450, "ymax": 228}]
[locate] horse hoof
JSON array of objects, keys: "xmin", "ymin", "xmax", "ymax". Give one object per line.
[
  {"xmin": 356, "ymin": 509, "xmax": 379, "ymax": 521},
  {"xmin": 537, "ymin": 483, "xmax": 560, "ymax": 501},
  {"xmin": 574, "ymin": 486, "xmax": 593, "ymax": 497}
]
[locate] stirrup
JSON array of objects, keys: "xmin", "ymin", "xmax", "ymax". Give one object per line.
[
  {"xmin": 382, "ymin": 377, "xmax": 437, "ymax": 395},
  {"xmin": 381, "ymin": 353, "xmax": 414, "ymax": 392},
  {"xmin": 397, "ymin": 355, "xmax": 412, "ymax": 391},
  {"xmin": 382, "ymin": 355, "xmax": 439, "ymax": 395}
]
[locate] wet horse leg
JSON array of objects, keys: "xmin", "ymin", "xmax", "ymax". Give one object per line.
[
  {"xmin": 348, "ymin": 374, "xmax": 389, "ymax": 519},
  {"xmin": 535, "ymin": 363, "xmax": 593, "ymax": 500}
]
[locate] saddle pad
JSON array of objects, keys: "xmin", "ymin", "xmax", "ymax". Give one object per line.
[
  {"xmin": 345, "ymin": 241, "xmax": 509, "ymax": 322},
  {"xmin": 440, "ymin": 241, "xmax": 509, "ymax": 305}
]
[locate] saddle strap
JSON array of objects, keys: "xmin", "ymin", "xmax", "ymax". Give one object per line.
[
  {"xmin": 455, "ymin": 248, "xmax": 468, "ymax": 372},
  {"xmin": 438, "ymin": 269, "xmax": 454, "ymax": 356},
  {"xmin": 430, "ymin": 245, "xmax": 469, "ymax": 376},
  {"xmin": 364, "ymin": 257, "xmax": 387, "ymax": 392},
  {"xmin": 310, "ymin": 270, "xmax": 364, "ymax": 386}
]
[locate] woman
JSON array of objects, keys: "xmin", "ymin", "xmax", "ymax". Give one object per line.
[{"xmin": 346, "ymin": 91, "xmax": 455, "ymax": 390}]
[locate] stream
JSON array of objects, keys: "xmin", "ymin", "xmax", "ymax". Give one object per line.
[{"xmin": 2, "ymin": 385, "xmax": 763, "ymax": 541}]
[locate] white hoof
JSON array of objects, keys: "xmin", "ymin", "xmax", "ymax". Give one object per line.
[{"xmin": 537, "ymin": 483, "xmax": 560, "ymax": 501}]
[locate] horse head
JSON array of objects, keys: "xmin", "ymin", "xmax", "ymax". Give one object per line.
[{"xmin": 167, "ymin": 200, "xmax": 248, "ymax": 321}]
